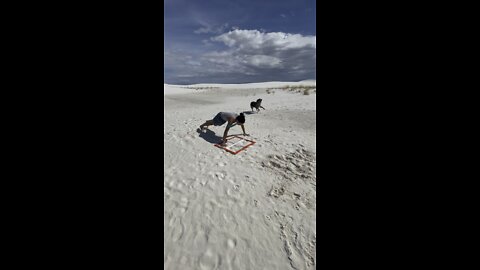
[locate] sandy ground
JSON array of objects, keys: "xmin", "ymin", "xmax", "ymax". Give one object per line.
[{"xmin": 164, "ymin": 81, "xmax": 316, "ymax": 270}]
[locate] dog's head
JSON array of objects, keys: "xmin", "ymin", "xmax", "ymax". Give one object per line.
[{"xmin": 256, "ymin": 99, "xmax": 262, "ymax": 104}]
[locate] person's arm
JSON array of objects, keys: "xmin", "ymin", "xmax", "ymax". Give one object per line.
[
  {"xmin": 222, "ymin": 126, "xmax": 230, "ymax": 143},
  {"xmin": 241, "ymin": 124, "xmax": 249, "ymax": 136},
  {"xmin": 222, "ymin": 118, "xmax": 235, "ymax": 143}
]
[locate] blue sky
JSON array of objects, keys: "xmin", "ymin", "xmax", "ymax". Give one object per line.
[{"xmin": 164, "ymin": 0, "xmax": 316, "ymax": 84}]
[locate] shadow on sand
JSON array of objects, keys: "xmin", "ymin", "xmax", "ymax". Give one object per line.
[
  {"xmin": 241, "ymin": 111, "xmax": 255, "ymax": 115},
  {"xmin": 197, "ymin": 128, "xmax": 222, "ymax": 144}
]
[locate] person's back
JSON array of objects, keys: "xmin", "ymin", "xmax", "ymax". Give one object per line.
[{"xmin": 219, "ymin": 112, "xmax": 238, "ymax": 121}]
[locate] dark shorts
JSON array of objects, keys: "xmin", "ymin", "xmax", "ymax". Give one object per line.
[{"xmin": 213, "ymin": 113, "xmax": 227, "ymax": 126}]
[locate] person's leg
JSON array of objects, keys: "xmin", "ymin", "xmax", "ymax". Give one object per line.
[{"xmin": 200, "ymin": 120, "xmax": 214, "ymax": 129}]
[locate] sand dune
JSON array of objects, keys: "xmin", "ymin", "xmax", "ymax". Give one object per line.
[{"xmin": 164, "ymin": 81, "xmax": 316, "ymax": 270}]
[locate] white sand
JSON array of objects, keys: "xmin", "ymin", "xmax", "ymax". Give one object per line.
[{"xmin": 164, "ymin": 81, "xmax": 316, "ymax": 270}]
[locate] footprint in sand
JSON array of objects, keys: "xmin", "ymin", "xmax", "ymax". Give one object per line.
[
  {"xmin": 214, "ymin": 171, "xmax": 226, "ymax": 181},
  {"xmin": 198, "ymin": 249, "xmax": 219, "ymax": 270},
  {"xmin": 177, "ymin": 197, "xmax": 189, "ymax": 213},
  {"xmin": 227, "ymin": 238, "xmax": 237, "ymax": 249},
  {"xmin": 193, "ymin": 230, "xmax": 208, "ymax": 249},
  {"xmin": 169, "ymin": 218, "xmax": 185, "ymax": 242}
]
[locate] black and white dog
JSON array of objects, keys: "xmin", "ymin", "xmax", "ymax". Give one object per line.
[{"xmin": 250, "ymin": 99, "xmax": 265, "ymax": 112}]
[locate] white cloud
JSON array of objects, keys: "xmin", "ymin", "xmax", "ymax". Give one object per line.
[
  {"xmin": 212, "ymin": 29, "xmax": 316, "ymax": 50},
  {"xmin": 245, "ymin": 55, "xmax": 282, "ymax": 68},
  {"xmin": 194, "ymin": 23, "xmax": 230, "ymax": 34},
  {"xmin": 208, "ymin": 29, "xmax": 315, "ymax": 74},
  {"xmin": 165, "ymin": 29, "xmax": 316, "ymax": 84}
]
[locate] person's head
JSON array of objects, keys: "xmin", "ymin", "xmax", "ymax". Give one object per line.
[{"xmin": 236, "ymin": 113, "xmax": 245, "ymax": 124}]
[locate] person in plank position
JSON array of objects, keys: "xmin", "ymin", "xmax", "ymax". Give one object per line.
[{"xmin": 200, "ymin": 112, "xmax": 248, "ymax": 145}]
